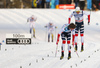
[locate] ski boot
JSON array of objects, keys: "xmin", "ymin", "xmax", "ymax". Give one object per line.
[
  {"xmin": 75, "ymin": 45, "xmax": 77, "ymax": 51},
  {"xmin": 60, "ymin": 52, "xmax": 64, "ymax": 60},
  {"xmin": 81, "ymin": 45, "xmax": 84, "ymax": 52},
  {"xmin": 68, "ymin": 52, "xmax": 71, "ymax": 60}
]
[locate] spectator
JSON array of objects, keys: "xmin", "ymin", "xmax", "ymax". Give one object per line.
[
  {"xmin": 36, "ymin": 0, "xmax": 42, "ymax": 8},
  {"xmin": 32, "ymin": 0, "xmax": 37, "ymax": 8},
  {"xmin": 79, "ymin": 0, "xmax": 85, "ymax": 10},
  {"xmin": 41, "ymin": 0, "xmax": 45, "ymax": 8},
  {"xmin": 51, "ymin": 0, "xmax": 55, "ymax": 9},
  {"xmin": 87, "ymin": 0, "xmax": 92, "ymax": 10},
  {"xmin": 96, "ymin": 0, "xmax": 100, "ymax": 10},
  {"xmin": 66, "ymin": 0, "xmax": 72, "ymax": 4},
  {"xmin": 74, "ymin": 0, "xmax": 79, "ymax": 8},
  {"xmin": 46, "ymin": 0, "xmax": 51, "ymax": 8},
  {"xmin": 92, "ymin": 0, "xmax": 98, "ymax": 11}
]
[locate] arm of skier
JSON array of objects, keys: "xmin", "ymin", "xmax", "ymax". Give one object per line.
[
  {"xmin": 68, "ymin": 12, "xmax": 74, "ymax": 24},
  {"xmin": 84, "ymin": 11, "xmax": 90, "ymax": 25},
  {"xmin": 56, "ymin": 25, "xmax": 65, "ymax": 45}
]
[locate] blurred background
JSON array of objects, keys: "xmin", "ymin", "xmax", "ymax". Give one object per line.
[{"xmin": 0, "ymin": 0, "xmax": 100, "ymax": 11}]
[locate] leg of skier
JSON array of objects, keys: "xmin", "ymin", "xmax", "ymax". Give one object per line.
[
  {"xmin": 30, "ymin": 23, "xmax": 32, "ymax": 34},
  {"xmin": 30, "ymin": 28, "xmax": 32, "ymax": 34},
  {"xmin": 80, "ymin": 34, "xmax": 84, "ymax": 52},
  {"xmin": 60, "ymin": 32, "xmax": 66, "ymax": 60},
  {"xmin": 32, "ymin": 23, "xmax": 36, "ymax": 38},
  {"xmin": 68, "ymin": 42, "xmax": 71, "ymax": 60},
  {"xmin": 67, "ymin": 31, "xmax": 71, "ymax": 60},
  {"xmin": 60, "ymin": 40, "xmax": 66, "ymax": 60},
  {"xmin": 75, "ymin": 22, "xmax": 79, "ymax": 51},
  {"xmin": 33, "ymin": 27, "xmax": 36, "ymax": 38},
  {"xmin": 51, "ymin": 33, "xmax": 54, "ymax": 42},
  {"xmin": 80, "ymin": 22, "xmax": 84, "ymax": 52},
  {"xmin": 48, "ymin": 33, "xmax": 50, "ymax": 42}
]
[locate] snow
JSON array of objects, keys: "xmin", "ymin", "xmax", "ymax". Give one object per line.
[{"xmin": 0, "ymin": 9, "xmax": 100, "ymax": 68}]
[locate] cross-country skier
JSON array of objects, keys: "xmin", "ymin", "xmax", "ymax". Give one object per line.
[
  {"xmin": 68, "ymin": 7, "xmax": 90, "ymax": 52},
  {"xmin": 56, "ymin": 23, "xmax": 76, "ymax": 60},
  {"xmin": 27, "ymin": 15, "xmax": 37, "ymax": 38},
  {"xmin": 45, "ymin": 21, "xmax": 57, "ymax": 42}
]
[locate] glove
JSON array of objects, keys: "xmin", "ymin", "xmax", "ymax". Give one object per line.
[
  {"xmin": 56, "ymin": 41, "xmax": 59, "ymax": 45},
  {"xmin": 88, "ymin": 22, "xmax": 90, "ymax": 25},
  {"xmin": 44, "ymin": 26, "xmax": 47, "ymax": 28},
  {"xmin": 55, "ymin": 26, "xmax": 57, "ymax": 28}
]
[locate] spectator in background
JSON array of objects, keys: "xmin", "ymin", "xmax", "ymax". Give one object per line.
[
  {"xmin": 66, "ymin": 0, "xmax": 72, "ymax": 4},
  {"xmin": 46, "ymin": 0, "xmax": 51, "ymax": 8},
  {"xmin": 32, "ymin": 0, "xmax": 37, "ymax": 8},
  {"xmin": 87, "ymin": 0, "xmax": 92, "ymax": 10},
  {"xmin": 96, "ymin": 0, "xmax": 100, "ymax": 10},
  {"xmin": 36, "ymin": 0, "xmax": 42, "ymax": 8},
  {"xmin": 74, "ymin": 0, "xmax": 79, "ymax": 8},
  {"xmin": 92, "ymin": 0, "xmax": 98, "ymax": 11},
  {"xmin": 41, "ymin": 0, "xmax": 45, "ymax": 8},
  {"xmin": 51, "ymin": 0, "xmax": 55, "ymax": 8},
  {"xmin": 79, "ymin": 0, "xmax": 85, "ymax": 10}
]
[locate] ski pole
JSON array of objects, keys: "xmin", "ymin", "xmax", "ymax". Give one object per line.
[
  {"xmin": 45, "ymin": 28, "xmax": 47, "ymax": 42},
  {"xmin": 55, "ymin": 28, "xmax": 56, "ymax": 42},
  {"xmin": 72, "ymin": 44, "xmax": 79, "ymax": 58},
  {"xmin": 55, "ymin": 44, "xmax": 58, "ymax": 57}
]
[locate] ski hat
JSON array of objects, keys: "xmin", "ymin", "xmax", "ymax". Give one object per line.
[
  {"xmin": 75, "ymin": 7, "xmax": 80, "ymax": 12},
  {"xmin": 49, "ymin": 20, "xmax": 53, "ymax": 25},
  {"xmin": 31, "ymin": 15, "xmax": 34, "ymax": 18}
]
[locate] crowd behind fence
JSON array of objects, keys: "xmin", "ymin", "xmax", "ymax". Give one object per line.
[{"xmin": 0, "ymin": 0, "xmax": 100, "ymax": 11}]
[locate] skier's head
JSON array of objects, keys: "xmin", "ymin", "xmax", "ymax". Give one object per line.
[
  {"xmin": 49, "ymin": 20, "xmax": 53, "ymax": 25},
  {"xmin": 68, "ymin": 23, "xmax": 76, "ymax": 30},
  {"xmin": 75, "ymin": 7, "xmax": 80, "ymax": 14},
  {"xmin": 31, "ymin": 15, "xmax": 34, "ymax": 19}
]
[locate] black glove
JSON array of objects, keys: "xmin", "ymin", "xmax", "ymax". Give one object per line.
[
  {"xmin": 88, "ymin": 22, "xmax": 90, "ymax": 25},
  {"xmin": 55, "ymin": 26, "xmax": 57, "ymax": 28},
  {"xmin": 44, "ymin": 26, "xmax": 47, "ymax": 28}
]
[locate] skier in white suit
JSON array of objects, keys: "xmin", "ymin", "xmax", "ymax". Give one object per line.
[
  {"xmin": 45, "ymin": 21, "xmax": 57, "ymax": 42},
  {"xmin": 27, "ymin": 15, "xmax": 37, "ymax": 38}
]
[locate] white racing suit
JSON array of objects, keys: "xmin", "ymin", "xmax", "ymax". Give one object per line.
[
  {"xmin": 68, "ymin": 10, "xmax": 90, "ymax": 47},
  {"xmin": 45, "ymin": 23, "xmax": 57, "ymax": 42},
  {"xmin": 27, "ymin": 16, "xmax": 37, "ymax": 37}
]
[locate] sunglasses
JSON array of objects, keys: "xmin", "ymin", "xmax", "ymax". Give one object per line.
[{"xmin": 76, "ymin": 11, "xmax": 80, "ymax": 13}]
